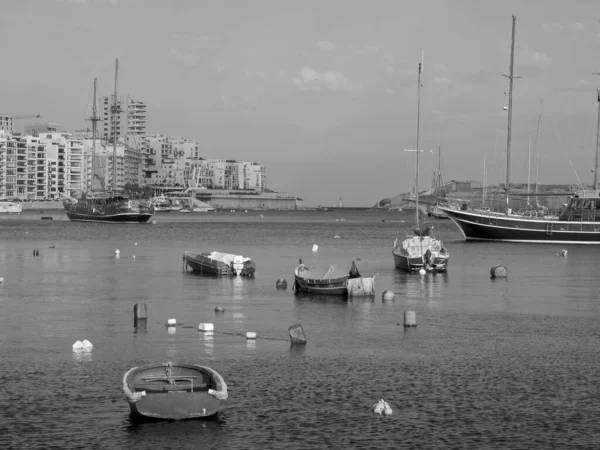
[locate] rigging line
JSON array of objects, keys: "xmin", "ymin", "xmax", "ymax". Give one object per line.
[{"xmin": 569, "ymin": 160, "xmax": 585, "ymax": 191}]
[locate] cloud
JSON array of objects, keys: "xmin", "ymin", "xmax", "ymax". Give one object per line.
[
  {"xmin": 293, "ymin": 66, "xmax": 352, "ymax": 92},
  {"xmin": 542, "ymin": 22, "xmax": 585, "ymax": 31},
  {"xmin": 168, "ymin": 49, "xmax": 198, "ymax": 68},
  {"xmin": 516, "ymin": 47, "xmax": 552, "ymax": 71},
  {"xmin": 316, "ymin": 41, "xmax": 336, "ymax": 52},
  {"xmin": 433, "ymin": 76, "xmax": 451, "ymax": 85},
  {"xmin": 564, "ymin": 79, "xmax": 598, "ymax": 92},
  {"xmin": 432, "ymin": 109, "xmax": 471, "ymax": 122}
]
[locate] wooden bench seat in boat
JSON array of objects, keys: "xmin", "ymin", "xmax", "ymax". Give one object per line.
[{"xmin": 133, "ymin": 381, "xmax": 209, "ymax": 392}]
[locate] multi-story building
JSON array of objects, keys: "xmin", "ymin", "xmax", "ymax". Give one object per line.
[
  {"xmin": 143, "ymin": 134, "xmax": 198, "ymax": 184},
  {"xmin": 100, "ymin": 95, "xmax": 147, "ymax": 142},
  {"xmin": 183, "ymin": 159, "xmax": 266, "ymax": 191}
]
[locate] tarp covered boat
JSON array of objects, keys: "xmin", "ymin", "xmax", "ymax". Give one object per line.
[
  {"xmin": 122, "ymin": 362, "xmax": 228, "ymax": 420},
  {"xmin": 183, "ymin": 251, "xmax": 256, "ymax": 277}
]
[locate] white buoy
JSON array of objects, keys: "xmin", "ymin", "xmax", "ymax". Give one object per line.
[
  {"xmin": 419, "ymin": 268, "xmax": 426, "ymax": 275},
  {"xmin": 246, "ymin": 331, "xmax": 257, "ymax": 340},
  {"xmin": 383, "ymin": 400, "xmax": 393, "ymax": 416},
  {"xmin": 560, "ymin": 250, "xmax": 568, "ymax": 256},
  {"xmin": 312, "ymin": 244, "xmax": 319, "ymax": 253},
  {"xmin": 72, "ymin": 340, "xmax": 83, "ymax": 350},
  {"xmin": 382, "ymin": 290, "xmax": 395, "ymax": 301},
  {"xmin": 81, "ymin": 339, "xmax": 93, "ymax": 350},
  {"xmin": 333, "ymin": 235, "xmax": 341, "ymax": 239},
  {"xmin": 372, "ymin": 399, "xmax": 385, "ymax": 415},
  {"xmin": 132, "ymin": 255, "xmax": 136, "ymax": 259},
  {"xmin": 0, "ymin": 277, "xmax": 3, "ymax": 284},
  {"xmin": 198, "ymin": 323, "xmax": 214, "ymax": 332},
  {"xmin": 404, "ymin": 310, "xmax": 417, "ymax": 327},
  {"xmin": 167, "ymin": 318, "xmax": 177, "ymax": 326},
  {"xmin": 152, "ymin": 220, "xmax": 157, "ymax": 225},
  {"xmin": 134, "ymin": 242, "xmax": 138, "ymax": 246}
]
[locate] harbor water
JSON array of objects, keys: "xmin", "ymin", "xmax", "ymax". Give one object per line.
[{"xmin": 1, "ymin": 209, "xmax": 599, "ymax": 449}]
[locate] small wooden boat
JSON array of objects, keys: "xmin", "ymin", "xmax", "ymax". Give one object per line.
[
  {"xmin": 183, "ymin": 251, "xmax": 256, "ymax": 277},
  {"xmin": 122, "ymin": 362, "xmax": 228, "ymax": 420},
  {"xmin": 292, "ymin": 260, "xmax": 366, "ymax": 296}
]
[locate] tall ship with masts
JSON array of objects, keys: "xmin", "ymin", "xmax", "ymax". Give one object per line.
[
  {"xmin": 62, "ymin": 60, "xmax": 154, "ymax": 223},
  {"xmin": 440, "ymin": 16, "xmax": 600, "ymax": 244}
]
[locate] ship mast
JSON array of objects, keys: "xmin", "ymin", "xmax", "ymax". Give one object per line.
[
  {"xmin": 112, "ymin": 58, "xmax": 119, "ymax": 192},
  {"xmin": 595, "ymin": 87, "xmax": 600, "ymax": 190},
  {"xmin": 502, "ymin": 15, "xmax": 519, "ymax": 215},
  {"xmin": 88, "ymin": 77, "xmax": 100, "ymax": 191}
]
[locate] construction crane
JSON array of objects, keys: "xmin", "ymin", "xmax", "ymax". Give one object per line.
[{"xmin": 11, "ymin": 114, "xmax": 41, "ymax": 120}]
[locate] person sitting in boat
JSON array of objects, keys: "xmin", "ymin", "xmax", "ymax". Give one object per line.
[
  {"xmin": 423, "ymin": 249, "xmax": 432, "ymax": 269},
  {"xmin": 348, "ymin": 261, "xmax": 361, "ymax": 279}
]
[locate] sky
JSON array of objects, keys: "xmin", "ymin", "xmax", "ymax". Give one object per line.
[{"xmin": 2, "ymin": 0, "xmax": 600, "ymax": 206}]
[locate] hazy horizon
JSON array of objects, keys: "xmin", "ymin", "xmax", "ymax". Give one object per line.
[{"xmin": 3, "ymin": 0, "xmax": 600, "ymax": 206}]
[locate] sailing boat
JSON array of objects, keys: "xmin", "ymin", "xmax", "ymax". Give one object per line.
[
  {"xmin": 392, "ymin": 56, "xmax": 450, "ymax": 272},
  {"xmin": 440, "ymin": 16, "xmax": 600, "ymax": 244},
  {"xmin": 427, "ymin": 145, "xmax": 450, "ymax": 219},
  {"xmin": 62, "ymin": 59, "xmax": 154, "ymax": 223}
]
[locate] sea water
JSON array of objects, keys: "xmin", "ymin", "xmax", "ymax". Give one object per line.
[{"xmin": 1, "ymin": 210, "xmax": 599, "ymax": 449}]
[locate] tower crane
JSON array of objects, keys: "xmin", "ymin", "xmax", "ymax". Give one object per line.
[{"xmin": 11, "ymin": 114, "xmax": 41, "ymax": 120}]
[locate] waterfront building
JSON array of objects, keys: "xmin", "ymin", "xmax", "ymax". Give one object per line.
[
  {"xmin": 100, "ymin": 95, "xmax": 147, "ymax": 142},
  {"xmin": 143, "ymin": 134, "xmax": 198, "ymax": 183}
]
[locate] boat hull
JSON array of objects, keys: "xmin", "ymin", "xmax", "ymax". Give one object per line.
[
  {"xmin": 63, "ymin": 196, "xmax": 153, "ymax": 224},
  {"xmin": 123, "ymin": 362, "xmax": 227, "ymax": 420},
  {"xmin": 183, "ymin": 251, "xmax": 256, "ymax": 277},
  {"xmin": 392, "ymin": 250, "xmax": 449, "ymax": 272},
  {"xmin": 440, "ymin": 207, "xmax": 600, "ymax": 244},
  {"xmin": 0, "ymin": 201, "xmax": 22, "ymax": 213},
  {"xmin": 293, "ymin": 274, "xmax": 348, "ymax": 295}
]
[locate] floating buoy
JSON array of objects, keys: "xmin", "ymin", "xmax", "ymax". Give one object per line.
[
  {"xmin": 133, "ymin": 303, "xmax": 147, "ymax": 320},
  {"xmin": 312, "ymin": 244, "xmax": 319, "ymax": 253},
  {"xmin": 167, "ymin": 318, "xmax": 177, "ymax": 326},
  {"xmin": 198, "ymin": 323, "xmax": 214, "ymax": 332},
  {"xmin": 490, "ymin": 265, "xmax": 508, "ymax": 278},
  {"xmin": 0, "ymin": 277, "xmax": 3, "ymax": 284},
  {"xmin": 288, "ymin": 324, "xmax": 307, "ymax": 345},
  {"xmin": 333, "ymin": 235, "xmax": 341, "ymax": 239},
  {"xmin": 246, "ymin": 331, "xmax": 257, "ymax": 340},
  {"xmin": 419, "ymin": 268, "xmax": 426, "ymax": 275},
  {"xmin": 132, "ymin": 255, "xmax": 136, "ymax": 259},
  {"xmin": 215, "ymin": 306, "xmax": 225, "ymax": 313},
  {"xmin": 72, "ymin": 340, "xmax": 83, "ymax": 350},
  {"xmin": 559, "ymin": 250, "xmax": 568, "ymax": 257},
  {"xmin": 382, "ymin": 290, "xmax": 395, "ymax": 301},
  {"xmin": 115, "ymin": 249, "xmax": 120, "ymax": 255},
  {"xmin": 404, "ymin": 310, "xmax": 417, "ymax": 327},
  {"xmin": 152, "ymin": 220, "xmax": 157, "ymax": 225},
  {"xmin": 276, "ymin": 278, "xmax": 288, "ymax": 289},
  {"xmin": 134, "ymin": 242, "xmax": 138, "ymax": 246},
  {"xmin": 81, "ymin": 339, "xmax": 93, "ymax": 350},
  {"xmin": 372, "ymin": 399, "xmax": 392, "ymax": 416}
]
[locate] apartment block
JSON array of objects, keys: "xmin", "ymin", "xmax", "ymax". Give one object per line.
[{"xmin": 100, "ymin": 95, "xmax": 147, "ymax": 142}]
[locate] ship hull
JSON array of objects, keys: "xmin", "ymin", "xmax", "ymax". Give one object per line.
[
  {"xmin": 63, "ymin": 195, "xmax": 153, "ymax": 224},
  {"xmin": 440, "ymin": 207, "xmax": 600, "ymax": 244},
  {"xmin": 64, "ymin": 211, "xmax": 153, "ymax": 223}
]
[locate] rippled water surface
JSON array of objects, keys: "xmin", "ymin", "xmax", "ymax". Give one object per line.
[{"xmin": 1, "ymin": 210, "xmax": 600, "ymax": 449}]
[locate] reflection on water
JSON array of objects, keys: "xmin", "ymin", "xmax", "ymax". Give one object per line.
[
  {"xmin": 288, "ymin": 343, "xmax": 306, "ymax": 357},
  {"xmin": 72, "ymin": 350, "xmax": 93, "ymax": 363},
  {"xmin": 199, "ymin": 331, "xmax": 214, "ymax": 356},
  {"xmin": 232, "ymin": 277, "xmax": 243, "ymax": 302},
  {"xmin": 246, "ymin": 339, "xmax": 256, "ymax": 350},
  {"xmin": 133, "ymin": 318, "xmax": 147, "ymax": 334},
  {"xmin": 167, "ymin": 326, "xmax": 176, "ymax": 335},
  {"xmin": 394, "ymin": 270, "xmax": 449, "ymax": 299}
]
